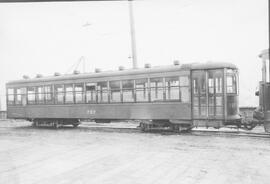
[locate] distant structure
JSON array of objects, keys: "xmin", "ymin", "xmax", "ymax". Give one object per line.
[
  {"xmin": 0, "ymin": 111, "xmax": 6, "ymax": 120},
  {"xmin": 258, "ymin": 49, "xmax": 270, "ymax": 132},
  {"xmin": 259, "ymin": 49, "xmax": 269, "ymax": 83}
]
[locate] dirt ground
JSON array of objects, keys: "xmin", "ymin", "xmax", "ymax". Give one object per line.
[{"xmin": 0, "ymin": 120, "xmax": 270, "ymax": 184}]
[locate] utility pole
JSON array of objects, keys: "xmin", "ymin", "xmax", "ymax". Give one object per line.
[{"xmin": 128, "ymin": 0, "xmax": 138, "ymax": 69}]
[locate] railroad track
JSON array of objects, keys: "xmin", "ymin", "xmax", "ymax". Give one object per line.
[
  {"xmin": 82, "ymin": 123, "xmax": 270, "ymax": 138},
  {"xmin": 191, "ymin": 129, "xmax": 270, "ymax": 138},
  {"xmin": 12, "ymin": 122, "xmax": 269, "ymax": 139}
]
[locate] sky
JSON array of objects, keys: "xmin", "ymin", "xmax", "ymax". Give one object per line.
[{"xmin": 0, "ymin": 0, "xmax": 268, "ymax": 110}]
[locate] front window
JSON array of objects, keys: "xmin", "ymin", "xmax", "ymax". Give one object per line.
[{"xmin": 227, "ymin": 69, "xmax": 238, "ymax": 94}]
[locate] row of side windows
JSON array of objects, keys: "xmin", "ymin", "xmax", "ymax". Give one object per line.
[{"xmin": 7, "ymin": 76, "xmax": 190, "ymax": 105}]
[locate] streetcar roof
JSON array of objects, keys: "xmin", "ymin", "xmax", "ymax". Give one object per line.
[{"xmin": 6, "ymin": 62, "xmax": 237, "ymax": 86}]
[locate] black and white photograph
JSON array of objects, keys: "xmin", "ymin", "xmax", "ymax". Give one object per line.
[{"xmin": 0, "ymin": 0, "xmax": 269, "ymax": 183}]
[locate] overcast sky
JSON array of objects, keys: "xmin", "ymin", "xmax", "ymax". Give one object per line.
[{"xmin": 0, "ymin": 0, "xmax": 268, "ymax": 110}]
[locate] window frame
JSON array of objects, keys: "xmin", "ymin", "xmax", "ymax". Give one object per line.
[{"xmin": 122, "ymin": 79, "xmax": 135, "ymax": 103}]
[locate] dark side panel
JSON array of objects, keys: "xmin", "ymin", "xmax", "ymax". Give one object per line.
[
  {"xmin": 227, "ymin": 95, "xmax": 239, "ymax": 120},
  {"xmin": 7, "ymin": 103, "xmax": 191, "ymax": 120}
]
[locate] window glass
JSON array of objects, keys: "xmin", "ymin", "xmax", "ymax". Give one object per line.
[
  {"xmin": 86, "ymin": 83, "xmax": 96, "ymax": 103},
  {"xmin": 215, "ymin": 77, "xmax": 223, "ymax": 94},
  {"xmin": 75, "ymin": 84, "xmax": 84, "ymax": 103},
  {"xmin": 135, "ymin": 79, "xmax": 148, "ymax": 102},
  {"xmin": 7, "ymin": 88, "xmax": 14, "ymax": 105},
  {"xmin": 166, "ymin": 76, "xmax": 179, "ymax": 87},
  {"xmin": 208, "ymin": 70, "xmax": 223, "ymax": 94},
  {"xmin": 123, "ymin": 80, "xmax": 135, "ymax": 102},
  {"xmin": 110, "ymin": 81, "xmax": 121, "ymax": 102},
  {"xmin": 65, "ymin": 85, "xmax": 74, "ymax": 103},
  {"xmin": 208, "ymin": 78, "xmax": 214, "ymax": 94},
  {"xmin": 192, "ymin": 72, "xmax": 206, "ymax": 95},
  {"xmin": 37, "ymin": 86, "xmax": 44, "ymax": 104},
  {"xmin": 55, "ymin": 85, "xmax": 64, "ymax": 104},
  {"xmin": 97, "ymin": 82, "xmax": 108, "ymax": 103},
  {"xmin": 150, "ymin": 78, "xmax": 163, "ymax": 101},
  {"xmin": 27, "ymin": 87, "xmax": 36, "ymax": 104},
  {"xmin": 15, "ymin": 88, "xmax": 27, "ymax": 105},
  {"xmin": 165, "ymin": 77, "xmax": 180, "ymax": 100},
  {"xmin": 227, "ymin": 75, "xmax": 236, "ymax": 93},
  {"xmin": 193, "ymin": 79, "xmax": 198, "ymax": 94},
  {"xmin": 15, "ymin": 88, "xmax": 22, "ymax": 105},
  {"xmin": 44, "ymin": 86, "xmax": 53, "ymax": 104}
]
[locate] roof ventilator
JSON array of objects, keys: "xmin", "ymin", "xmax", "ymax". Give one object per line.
[
  {"xmin": 95, "ymin": 68, "xmax": 101, "ymax": 73},
  {"xmin": 173, "ymin": 60, "xmax": 180, "ymax": 66},
  {"xmin": 73, "ymin": 70, "xmax": 80, "ymax": 75},
  {"xmin": 54, "ymin": 72, "xmax": 61, "ymax": 76},
  {"xmin": 118, "ymin": 66, "xmax": 125, "ymax": 71},
  {"xmin": 144, "ymin": 63, "xmax": 151, "ymax": 68},
  {"xmin": 36, "ymin": 74, "xmax": 43, "ymax": 78},
  {"xmin": 23, "ymin": 75, "xmax": 29, "ymax": 79}
]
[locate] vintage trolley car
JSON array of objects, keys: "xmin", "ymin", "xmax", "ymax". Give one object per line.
[{"xmin": 6, "ymin": 62, "xmax": 241, "ymax": 131}]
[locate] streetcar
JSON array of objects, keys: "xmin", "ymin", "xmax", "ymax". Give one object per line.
[{"xmin": 6, "ymin": 61, "xmax": 244, "ymax": 131}]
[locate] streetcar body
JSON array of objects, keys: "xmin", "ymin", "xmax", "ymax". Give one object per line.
[{"xmin": 6, "ymin": 62, "xmax": 240, "ymax": 129}]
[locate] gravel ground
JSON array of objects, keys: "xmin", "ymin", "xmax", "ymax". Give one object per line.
[{"xmin": 0, "ymin": 120, "xmax": 270, "ymax": 184}]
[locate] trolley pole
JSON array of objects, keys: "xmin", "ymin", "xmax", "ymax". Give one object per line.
[{"xmin": 128, "ymin": 0, "xmax": 138, "ymax": 69}]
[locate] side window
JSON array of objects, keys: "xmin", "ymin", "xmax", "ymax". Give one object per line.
[
  {"xmin": 180, "ymin": 76, "xmax": 190, "ymax": 102},
  {"xmin": 15, "ymin": 88, "xmax": 22, "ymax": 105},
  {"xmin": 37, "ymin": 86, "xmax": 45, "ymax": 104},
  {"xmin": 44, "ymin": 85, "xmax": 53, "ymax": 104},
  {"xmin": 122, "ymin": 80, "xmax": 135, "ymax": 102},
  {"xmin": 27, "ymin": 87, "xmax": 36, "ymax": 104},
  {"xmin": 7, "ymin": 88, "xmax": 14, "ymax": 105},
  {"xmin": 109, "ymin": 81, "xmax": 121, "ymax": 103},
  {"xmin": 86, "ymin": 83, "xmax": 96, "ymax": 103},
  {"xmin": 65, "ymin": 84, "xmax": 74, "ymax": 103},
  {"xmin": 15, "ymin": 88, "xmax": 26, "ymax": 105},
  {"xmin": 135, "ymin": 79, "xmax": 149, "ymax": 102},
  {"xmin": 75, "ymin": 84, "xmax": 84, "ymax": 103},
  {"xmin": 165, "ymin": 77, "xmax": 180, "ymax": 100},
  {"xmin": 97, "ymin": 82, "xmax": 108, "ymax": 103},
  {"xmin": 150, "ymin": 78, "xmax": 163, "ymax": 102},
  {"xmin": 55, "ymin": 85, "xmax": 64, "ymax": 104}
]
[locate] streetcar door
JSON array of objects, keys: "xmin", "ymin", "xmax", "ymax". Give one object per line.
[
  {"xmin": 192, "ymin": 70, "xmax": 207, "ymax": 119},
  {"xmin": 207, "ymin": 70, "xmax": 224, "ymax": 118}
]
